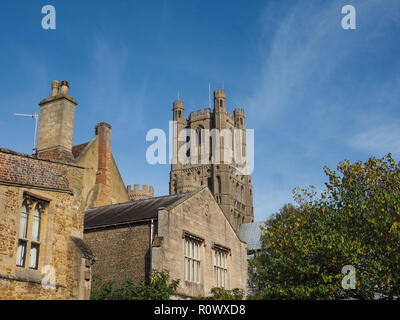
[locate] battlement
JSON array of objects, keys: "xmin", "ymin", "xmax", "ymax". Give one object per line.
[
  {"xmin": 234, "ymin": 108, "xmax": 245, "ymax": 116},
  {"xmin": 127, "ymin": 184, "xmax": 154, "ymax": 201},
  {"xmin": 214, "ymin": 89, "xmax": 225, "ymax": 99},
  {"xmin": 173, "ymin": 100, "xmax": 184, "ymax": 109},
  {"xmin": 188, "ymin": 108, "xmax": 211, "ymax": 121}
]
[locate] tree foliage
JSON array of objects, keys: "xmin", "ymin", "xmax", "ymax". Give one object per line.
[
  {"xmin": 91, "ymin": 270, "xmax": 180, "ymax": 300},
  {"xmin": 249, "ymin": 154, "xmax": 400, "ymax": 299},
  {"xmin": 210, "ymin": 287, "xmax": 245, "ymax": 300}
]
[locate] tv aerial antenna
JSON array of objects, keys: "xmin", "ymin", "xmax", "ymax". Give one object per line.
[
  {"xmin": 14, "ymin": 112, "xmax": 39, "ymax": 153},
  {"xmin": 208, "ymin": 82, "xmax": 211, "ymax": 108}
]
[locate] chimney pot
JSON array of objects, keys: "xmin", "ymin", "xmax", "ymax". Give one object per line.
[
  {"xmin": 60, "ymin": 81, "xmax": 69, "ymax": 95},
  {"xmin": 51, "ymin": 80, "xmax": 60, "ymax": 96}
]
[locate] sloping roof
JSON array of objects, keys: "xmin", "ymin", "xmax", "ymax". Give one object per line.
[
  {"xmin": 72, "ymin": 142, "xmax": 90, "ymax": 159},
  {"xmin": 72, "ymin": 137, "xmax": 97, "ymax": 161},
  {"xmin": 84, "ymin": 192, "xmax": 190, "ymax": 230},
  {"xmin": 70, "ymin": 236, "xmax": 96, "ymax": 261},
  {"xmin": 0, "ymin": 147, "xmax": 82, "ymax": 167},
  {"xmin": 238, "ymin": 221, "xmax": 264, "ymax": 251}
]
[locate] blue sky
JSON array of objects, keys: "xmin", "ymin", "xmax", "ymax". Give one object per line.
[{"xmin": 0, "ymin": 0, "xmax": 399, "ymax": 222}]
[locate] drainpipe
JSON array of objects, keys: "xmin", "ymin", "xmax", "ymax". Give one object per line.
[{"xmin": 149, "ymin": 219, "xmax": 154, "ymax": 275}]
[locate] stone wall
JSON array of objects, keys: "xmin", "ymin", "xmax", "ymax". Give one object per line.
[
  {"xmin": 84, "ymin": 222, "xmax": 152, "ymax": 287},
  {"xmin": 0, "ymin": 149, "xmax": 90, "ymax": 300},
  {"xmin": 153, "ymin": 187, "xmax": 248, "ymax": 298},
  {"xmin": 111, "ymin": 156, "xmax": 131, "ymax": 204},
  {"xmin": 75, "ymin": 137, "xmax": 130, "ymax": 209}
]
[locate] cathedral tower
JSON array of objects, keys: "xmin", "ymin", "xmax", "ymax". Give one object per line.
[{"xmin": 169, "ymin": 89, "xmax": 254, "ymax": 232}]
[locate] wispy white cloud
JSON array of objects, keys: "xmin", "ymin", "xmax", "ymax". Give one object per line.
[
  {"xmin": 348, "ymin": 124, "xmax": 400, "ymax": 158},
  {"xmin": 241, "ymin": 0, "xmax": 400, "ymax": 220},
  {"xmin": 243, "ymin": 0, "xmax": 400, "ymax": 129}
]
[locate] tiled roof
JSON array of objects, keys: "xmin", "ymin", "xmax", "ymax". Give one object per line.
[
  {"xmin": 84, "ymin": 193, "xmax": 190, "ymax": 230},
  {"xmin": 238, "ymin": 221, "xmax": 264, "ymax": 251}
]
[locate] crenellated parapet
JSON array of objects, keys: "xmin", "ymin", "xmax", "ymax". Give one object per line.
[
  {"xmin": 188, "ymin": 107, "xmax": 212, "ymax": 122},
  {"xmin": 234, "ymin": 108, "xmax": 245, "ymax": 116},
  {"xmin": 127, "ymin": 184, "xmax": 154, "ymax": 201}
]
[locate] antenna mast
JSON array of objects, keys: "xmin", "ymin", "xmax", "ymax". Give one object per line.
[
  {"xmin": 208, "ymin": 82, "xmax": 211, "ymax": 108},
  {"xmin": 14, "ymin": 113, "xmax": 39, "ymax": 153}
]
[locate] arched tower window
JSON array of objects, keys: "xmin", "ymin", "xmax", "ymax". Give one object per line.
[
  {"xmin": 236, "ymin": 183, "xmax": 240, "ymax": 201},
  {"xmin": 207, "ymin": 177, "xmax": 213, "ymax": 192},
  {"xmin": 209, "ymin": 136, "xmax": 213, "ymax": 161},
  {"xmin": 216, "ymin": 176, "xmax": 222, "ymax": 194},
  {"xmin": 196, "ymin": 125, "xmax": 204, "ymax": 145},
  {"xmin": 186, "ymin": 135, "xmax": 191, "ymax": 157}
]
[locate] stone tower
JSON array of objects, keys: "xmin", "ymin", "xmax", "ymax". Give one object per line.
[{"xmin": 169, "ymin": 89, "xmax": 254, "ymax": 232}]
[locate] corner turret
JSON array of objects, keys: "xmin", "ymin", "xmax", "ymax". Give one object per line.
[
  {"xmin": 213, "ymin": 89, "xmax": 226, "ymax": 113},
  {"xmin": 234, "ymin": 108, "xmax": 245, "ymax": 129},
  {"xmin": 173, "ymin": 100, "xmax": 184, "ymax": 121}
]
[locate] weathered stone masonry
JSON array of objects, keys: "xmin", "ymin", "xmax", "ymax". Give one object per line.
[
  {"xmin": 84, "ymin": 222, "xmax": 152, "ymax": 287},
  {"xmin": 0, "ymin": 147, "xmax": 94, "ymax": 300}
]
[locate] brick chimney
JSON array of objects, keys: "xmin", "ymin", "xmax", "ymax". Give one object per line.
[
  {"xmin": 91, "ymin": 122, "xmax": 112, "ymax": 207},
  {"xmin": 37, "ymin": 80, "xmax": 77, "ymax": 162}
]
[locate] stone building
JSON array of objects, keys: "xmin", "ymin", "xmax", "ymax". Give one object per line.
[
  {"xmin": 0, "ymin": 147, "xmax": 94, "ymax": 299},
  {"xmin": 0, "ymin": 80, "xmax": 131, "ymax": 299},
  {"xmin": 82, "ymin": 89, "xmax": 253, "ymax": 298},
  {"xmin": 169, "ymin": 89, "xmax": 254, "ymax": 232},
  {"xmin": 0, "ymin": 81, "xmax": 253, "ymax": 299},
  {"xmin": 84, "ymin": 186, "xmax": 248, "ymax": 298}
]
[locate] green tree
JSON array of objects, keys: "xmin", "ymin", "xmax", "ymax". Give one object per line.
[
  {"xmin": 249, "ymin": 154, "xmax": 400, "ymax": 299},
  {"xmin": 210, "ymin": 288, "xmax": 245, "ymax": 300},
  {"xmin": 91, "ymin": 270, "xmax": 180, "ymax": 300}
]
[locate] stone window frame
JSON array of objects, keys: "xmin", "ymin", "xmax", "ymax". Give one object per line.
[
  {"xmin": 212, "ymin": 243, "xmax": 231, "ymax": 289},
  {"xmin": 182, "ymin": 231, "xmax": 204, "ymax": 284},
  {"xmin": 16, "ymin": 193, "xmax": 49, "ymax": 271}
]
